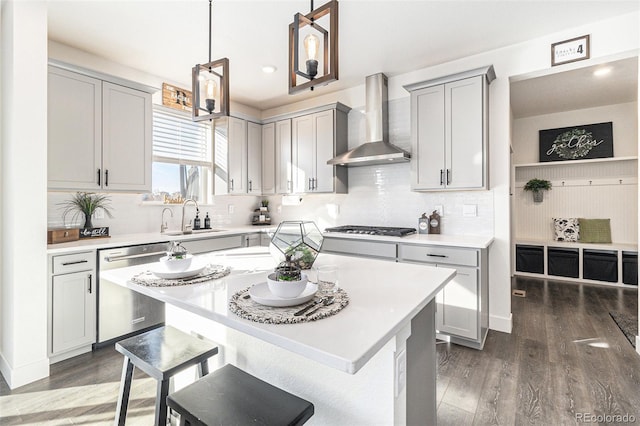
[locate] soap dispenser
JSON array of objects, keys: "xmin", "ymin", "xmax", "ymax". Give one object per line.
[
  {"xmin": 204, "ymin": 213, "xmax": 211, "ymax": 229},
  {"xmin": 194, "ymin": 212, "xmax": 201, "ymax": 230}
]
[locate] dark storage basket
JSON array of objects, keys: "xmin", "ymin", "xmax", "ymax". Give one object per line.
[
  {"xmin": 583, "ymin": 249, "xmax": 618, "ymax": 283},
  {"xmin": 622, "ymin": 251, "xmax": 638, "ymax": 286},
  {"xmin": 516, "ymin": 245, "xmax": 544, "ymax": 274},
  {"xmin": 547, "ymin": 247, "xmax": 579, "ymax": 278}
]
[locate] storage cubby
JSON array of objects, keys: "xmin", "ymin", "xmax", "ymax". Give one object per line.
[
  {"xmin": 547, "ymin": 247, "xmax": 579, "ymax": 278},
  {"xmin": 514, "ymin": 239, "xmax": 637, "ymax": 288}
]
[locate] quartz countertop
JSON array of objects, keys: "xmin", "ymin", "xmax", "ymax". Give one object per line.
[
  {"xmin": 48, "ymin": 224, "xmax": 493, "ymax": 255},
  {"xmin": 100, "ymin": 247, "xmax": 455, "ymax": 374},
  {"xmin": 323, "ymin": 231, "xmax": 494, "ymax": 249}
]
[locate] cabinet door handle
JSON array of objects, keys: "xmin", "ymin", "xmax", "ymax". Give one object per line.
[
  {"xmin": 105, "ymin": 169, "xmax": 109, "ymax": 186},
  {"xmin": 249, "ymin": 180, "xmax": 252, "ymax": 192},
  {"xmin": 426, "ymin": 254, "xmax": 448, "ymax": 258},
  {"xmin": 61, "ymin": 259, "xmax": 89, "ymax": 266},
  {"xmin": 440, "ymin": 169, "xmax": 444, "ymax": 186},
  {"xmin": 88, "ymin": 274, "xmax": 92, "ymax": 293},
  {"xmin": 97, "ymin": 169, "xmax": 101, "ymax": 186},
  {"xmin": 446, "ymin": 169, "xmax": 451, "ymax": 185},
  {"xmin": 230, "ymin": 179, "xmax": 234, "ymax": 191},
  {"xmin": 308, "ymin": 178, "xmax": 312, "ymax": 190},
  {"xmin": 313, "ymin": 178, "xmax": 317, "ymax": 190},
  {"xmin": 287, "ymin": 180, "xmax": 292, "ymax": 191}
]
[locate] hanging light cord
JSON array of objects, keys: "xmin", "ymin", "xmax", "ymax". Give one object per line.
[{"xmin": 208, "ymin": 0, "xmax": 212, "ymax": 64}]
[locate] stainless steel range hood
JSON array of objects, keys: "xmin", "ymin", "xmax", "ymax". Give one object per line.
[{"xmin": 328, "ymin": 73, "xmax": 410, "ymax": 167}]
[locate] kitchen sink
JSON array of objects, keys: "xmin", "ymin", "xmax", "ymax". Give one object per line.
[{"xmin": 164, "ymin": 229, "xmax": 226, "ymax": 236}]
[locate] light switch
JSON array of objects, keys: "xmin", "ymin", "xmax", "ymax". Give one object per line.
[
  {"xmin": 94, "ymin": 209, "xmax": 105, "ymax": 219},
  {"xmin": 228, "ymin": 204, "xmax": 235, "ymax": 214},
  {"xmin": 463, "ymin": 204, "xmax": 477, "ymax": 217}
]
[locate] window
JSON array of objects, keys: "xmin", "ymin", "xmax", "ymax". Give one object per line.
[{"xmin": 148, "ymin": 106, "xmax": 213, "ymax": 203}]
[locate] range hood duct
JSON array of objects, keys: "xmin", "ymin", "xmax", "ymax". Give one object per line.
[{"xmin": 328, "ymin": 73, "xmax": 410, "ymax": 167}]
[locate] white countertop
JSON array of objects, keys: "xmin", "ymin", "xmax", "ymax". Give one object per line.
[
  {"xmin": 47, "ymin": 226, "xmax": 275, "ymax": 254},
  {"xmin": 48, "ymin": 225, "xmax": 493, "ymax": 254},
  {"xmin": 100, "ymin": 247, "xmax": 455, "ymax": 374},
  {"xmin": 323, "ymin": 231, "xmax": 494, "ymax": 249}
]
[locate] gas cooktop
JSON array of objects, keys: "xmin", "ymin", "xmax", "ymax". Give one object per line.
[{"xmin": 324, "ymin": 225, "xmax": 417, "ymax": 237}]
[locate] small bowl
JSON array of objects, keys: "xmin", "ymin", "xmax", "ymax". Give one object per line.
[
  {"xmin": 159, "ymin": 254, "xmax": 193, "ymax": 272},
  {"xmin": 267, "ymin": 272, "xmax": 308, "ymax": 298}
]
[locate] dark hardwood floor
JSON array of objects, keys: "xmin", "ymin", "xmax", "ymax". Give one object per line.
[{"xmin": 1, "ymin": 277, "xmax": 638, "ymax": 425}]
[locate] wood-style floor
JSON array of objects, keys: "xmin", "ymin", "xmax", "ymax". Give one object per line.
[{"xmin": 1, "ymin": 277, "xmax": 638, "ymax": 425}]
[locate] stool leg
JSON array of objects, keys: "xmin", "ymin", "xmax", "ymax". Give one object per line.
[
  {"xmin": 198, "ymin": 359, "xmax": 209, "ymax": 377},
  {"xmin": 115, "ymin": 357, "xmax": 134, "ymax": 426},
  {"xmin": 155, "ymin": 378, "xmax": 170, "ymax": 426}
]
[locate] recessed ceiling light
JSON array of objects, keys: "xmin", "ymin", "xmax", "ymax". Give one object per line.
[
  {"xmin": 593, "ymin": 67, "xmax": 612, "ymax": 77},
  {"xmin": 262, "ymin": 65, "xmax": 277, "ymax": 74}
]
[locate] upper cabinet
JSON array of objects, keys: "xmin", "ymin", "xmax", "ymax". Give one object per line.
[
  {"xmin": 48, "ymin": 65, "xmax": 153, "ymax": 192},
  {"xmin": 261, "ymin": 123, "xmax": 276, "ymax": 195},
  {"xmin": 405, "ymin": 66, "xmax": 494, "ymax": 191},
  {"xmin": 247, "ymin": 121, "xmax": 262, "ymax": 195},
  {"xmin": 268, "ymin": 103, "xmax": 349, "ymax": 195},
  {"xmin": 227, "ymin": 117, "xmax": 248, "ymax": 194}
]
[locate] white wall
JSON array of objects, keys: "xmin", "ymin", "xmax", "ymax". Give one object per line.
[
  {"xmin": 513, "ymin": 102, "xmax": 638, "ymax": 164},
  {"xmin": 0, "ymin": 0, "xmax": 50, "ymax": 388}
]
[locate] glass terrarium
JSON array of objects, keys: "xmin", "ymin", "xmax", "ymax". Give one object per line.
[{"xmin": 270, "ymin": 221, "xmax": 323, "ymax": 270}]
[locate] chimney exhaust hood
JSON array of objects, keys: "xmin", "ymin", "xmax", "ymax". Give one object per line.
[{"xmin": 328, "ymin": 73, "xmax": 410, "ymax": 167}]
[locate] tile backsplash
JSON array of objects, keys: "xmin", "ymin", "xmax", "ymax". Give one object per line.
[{"xmin": 47, "ymin": 98, "xmax": 494, "ymax": 238}]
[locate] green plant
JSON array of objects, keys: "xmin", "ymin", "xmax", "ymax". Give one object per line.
[
  {"xmin": 59, "ymin": 192, "xmax": 113, "ymax": 228},
  {"xmin": 261, "ymin": 199, "xmax": 269, "ymax": 208},
  {"xmin": 523, "ymin": 178, "xmax": 552, "ymax": 192}
]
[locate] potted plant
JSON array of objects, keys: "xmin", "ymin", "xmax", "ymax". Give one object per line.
[
  {"xmin": 59, "ymin": 192, "xmax": 114, "ymax": 229},
  {"xmin": 523, "ymin": 178, "xmax": 552, "ymax": 203},
  {"xmin": 260, "ymin": 199, "xmax": 269, "ymax": 211}
]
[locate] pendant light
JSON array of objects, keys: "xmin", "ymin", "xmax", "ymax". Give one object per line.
[
  {"xmin": 192, "ymin": 0, "xmax": 229, "ymax": 121},
  {"xmin": 289, "ymin": 0, "xmax": 339, "ymax": 94}
]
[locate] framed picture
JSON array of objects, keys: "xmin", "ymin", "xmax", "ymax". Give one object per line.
[
  {"xmin": 551, "ymin": 35, "xmax": 590, "ymax": 66},
  {"xmin": 539, "ymin": 122, "xmax": 613, "ymax": 162}
]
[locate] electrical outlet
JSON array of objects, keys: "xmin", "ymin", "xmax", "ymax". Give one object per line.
[
  {"xmin": 463, "ymin": 204, "xmax": 477, "ymax": 217},
  {"xmin": 434, "ymin": 205, "xmax": 444, "ymax": 216},
  {"xmin": 228, "ymin": 204, "xmax": 235, "ymax": 214},
  {"xmin": 94, "ymin": 209, "xmax": 105, "ymax": 219},
  {"xmin": 394, "ymin": 349, "xmax": 407, "ymax": 397}
]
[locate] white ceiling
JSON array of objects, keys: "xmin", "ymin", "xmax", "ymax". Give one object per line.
[
  {"xmin": 510, "ymin": 56, "xmax": 639, "ymax": 119},
  {"xmin": 46, "ymin": 0, "xmax": 640, "ymax": 110}
]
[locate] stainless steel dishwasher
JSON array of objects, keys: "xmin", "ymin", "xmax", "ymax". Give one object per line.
[{"xmin": 96, "ymin": 242, "xmax": 170, "ymax": 346}]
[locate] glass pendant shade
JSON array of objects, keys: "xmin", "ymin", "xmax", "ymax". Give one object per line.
[
  {"xmin": 192, "ymin": 58, "xmax": 229, "ymax": 121},
  {"xmin": 289, "ymin": 0, "xmax": 339, "ymax": 94},
  {"xmin": 270, "ymin": 221, "xmax": 324, "ymax": 270}
]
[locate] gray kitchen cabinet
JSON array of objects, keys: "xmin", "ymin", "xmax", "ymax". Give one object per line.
[
  {"xmin": 261, "ymin": 123, "xmax": 276, "ymax": 195},
  {"xmin": 398, "ymin": 243, "xmax": 488, "ymax": 349},
  {"xmin": 321, "ymin": 236, "xmax": 397, "ymax": 260},
  {"xmin": 48, "ymin": 65, "xmax": 152, "ymax": 192},
  {"xmin": 405, "ymin": 66, "xmax": 494, "ymax": 191},
  {"xmin": 247, "ymin": 121, "xmax": 262, "ymax": 195},
  {"xmin": 179, "ymin": 234, "xmax": 244, "ymax": 254},
  {"xmin": 291, "ymin": 108, "xmax": 348, "ymax": 193},
  {"xmin": 49, "ymin": 251, "xmax": 96, "ymax": 362},
  {"xmin": 275, "ymin": 119, "xmax": 293, "ymax": 194},
  {"xmin": 227, "ymin": 117, "xmax": 247, "ymax": 194}
]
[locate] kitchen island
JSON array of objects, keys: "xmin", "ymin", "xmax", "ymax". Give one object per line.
[{"xmin": 101, "ymin": 247, "xmax": 455, "ymax": 425}]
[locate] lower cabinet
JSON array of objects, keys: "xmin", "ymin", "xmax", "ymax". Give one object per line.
[
  {"xmin": 398, "ymin": 244, "xmax": 488, "ymax": 350},
  {"xmin": 49, "ymin": 251, "xmax": 97, "ymax": 362}
]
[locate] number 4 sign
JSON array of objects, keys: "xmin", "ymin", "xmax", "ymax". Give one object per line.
[{"xmin": 551, "ymin": 35, "xmax": 590, "ymax": 66}]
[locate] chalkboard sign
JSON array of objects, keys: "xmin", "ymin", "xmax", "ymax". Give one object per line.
[
  {"xmin": 79, "ymin": 227, "xmax": 110, "ymax": 239},
  {"xmin": 539, "ymin": 122, "xmax": 613, "ymax": 162}
]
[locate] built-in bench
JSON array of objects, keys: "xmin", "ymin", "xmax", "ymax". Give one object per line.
[{"xmin": 515, "ymin": 239, "xmax": 638, "ymax": 287}]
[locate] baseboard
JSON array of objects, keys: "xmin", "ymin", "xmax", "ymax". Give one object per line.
[
  {"xmin": 0, "ymin": 351, "xmax": 49, "ymax": 390},
  {"xmin": 489, "ymin": 313, "xmax": 513, "ymax": 334}
]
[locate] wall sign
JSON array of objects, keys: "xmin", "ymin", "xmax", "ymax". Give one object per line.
[
  {"xmin": 162, "ymin": 83, "xmax": 193, "ymax": 112},
  {"xmin": 551, "ymin": 35, "xmax": 590, "ymax": 66},
  {"xmin": 79, "ymin": 227, "xmax": 110, "ymax": 239},
  {"xmin": 539, "ymin": 122, "xmax": 613, "ymax": 162}
]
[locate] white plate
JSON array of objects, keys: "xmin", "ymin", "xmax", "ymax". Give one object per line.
[
  {"xmin": 249, "ymin": 282, "xmax": 318, "ymax": 307},
  {"xmin": 149, "ymin": 261, "xmax": 206, "ymax": 279}
]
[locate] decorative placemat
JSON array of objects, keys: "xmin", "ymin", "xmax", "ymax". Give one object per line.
[
  {"xmin": 131, "ymin": 264, "xmax": 231, "ymax": 287},
  {"xmin": 229, "ymin": 287, "xmax": 349, "ymax": 324}
]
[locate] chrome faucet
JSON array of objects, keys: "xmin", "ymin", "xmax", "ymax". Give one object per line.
[
  {"xmin": 160, "ymin": 207, "xmax": 173, "ymax": 233},
  {"xmin": 181, "ymin": 199, "xmax": 200, "ymax": 234}
]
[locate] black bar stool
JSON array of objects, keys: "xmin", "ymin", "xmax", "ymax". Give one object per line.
[
  {"xmin": 114, "ymin": 326, "xmax": 219, "ymax": 426},
  {"xmin": 166, "ymin": 364, "xmax": 314, "ymax": 426}
]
